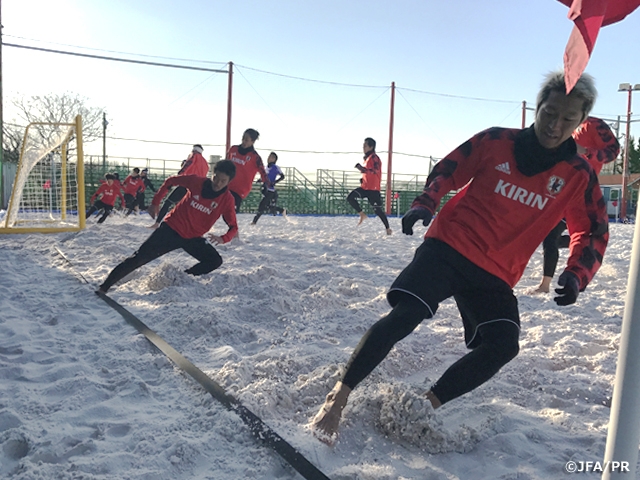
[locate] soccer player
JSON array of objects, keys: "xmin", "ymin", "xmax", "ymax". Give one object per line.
[
  {"xmin": 153, "ymin": 144, "xmax": 209, "ymax": 225},
  {"xmin": 97, "ymin": 160, "xmax": 237, "ymax": 293},
  {"xmin": 311, "ymin": 71, "xmax": 609, "ymax": 444},
  {"xmin": 227, "ymin": 128, "xmax": 270, "ymax": 213},
  {"xmin": 533, "ymin": 116, "xmax": 620, "ymax": 293},
  {"xmin": 346, "ymin": 137, "xmax": 392, "ymax": 235},
  {"xmin": 136, "ymin": 168, "xmax": 157, "ymax": 212},
  {"xmin": 86, "ymin": 173, "xmax": 124, "ymax": 224},
  {"xmin": 251, "ymin": 152, "xmax": 286, "ymax": 225},
  {"xmin": 122, "ymin": 167, "xmax": 144, "ymax": 215}
]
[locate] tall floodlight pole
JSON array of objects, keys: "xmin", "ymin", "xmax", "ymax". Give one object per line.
[
  {"xmin": 225, "ymin": 61, "xmax": 233, "ymax": 158},
  {"xmin": 521, "ymin": 101, "xmax": 527, "ymax": 129},
  {"xmin": 617, "ymin": 83, "xmax": 640, "ymax": 222},
  {"xmin": 102, "ymin": 112, "xmax": 108, "ymax": 171},
  {"xmin": 385, "ymin": 81, "xmax": 395, "ymax": 215}
]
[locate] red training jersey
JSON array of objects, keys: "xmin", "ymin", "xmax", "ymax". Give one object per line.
[
  {"xmin": 152, "ymin": 175, "xmax": 237, "ymax": 242},
  {"xmin": 100, "ymin": 178, "xmax": 123, "ymax": 192},
  {"xmin": 91, "ymin": 183, "xmax": 124, "ymax": 207},
  {"xmin": 122, "ymin": 175, "xmax": 144, "ymax": 196},
  {"xmin": 572, "ymin": 116, "xmax": 620, "ymax": 175},
  {"xmin": 179, "ymin": 152, "xmax": 209, "ymax": 177},
  {"xmin": 226, "ymin": 145, "xmax": 268, "ymax": 199},
  {"xmin": 419, "ymin": 127, "xmax": 608, "ymax": 290},
  {"xmin": 360, "ymin": 152, "xmax": 383, "ymax": 191}
]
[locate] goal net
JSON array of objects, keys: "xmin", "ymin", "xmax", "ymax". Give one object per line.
[{"xmin": 0, "ymin": 115, "xmax": 85, "ymax": 233}]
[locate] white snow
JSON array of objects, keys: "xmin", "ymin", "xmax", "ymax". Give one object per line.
[{"xmin": 0, "ymin": 212, "xmax": 635, "ymax": 479}]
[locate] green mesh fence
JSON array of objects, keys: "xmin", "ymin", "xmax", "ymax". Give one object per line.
[{"xmin": 84, "ymin": 161, "xmax": 450, "ymax": 217}]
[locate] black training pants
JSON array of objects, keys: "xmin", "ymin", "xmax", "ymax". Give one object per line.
[
  {"xmin": 341, "ymin": 295, "xmax": 519, "ymax": 405},
  {"xmin": 99, "ymin": 223, "xmax": 223, "ymax": 292},
  {"xmin": 87, "ymin": 200, "xmax": 113, "ymax": 224},
  {"xmin": 347, "ymin": 187, "xmax": 390, "ymax": 229},
  {"xmin": 542, "ymin": 220, "xmax": 570, "ymax": 277},
  {"xmin": 253, "ymin": 190, "xmax": 284, "ymax": 224}
]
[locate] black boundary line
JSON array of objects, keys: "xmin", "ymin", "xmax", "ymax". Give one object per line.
[
  {"xmin": 52, "ymin": 244, "xmax": 329, "ymax": 479},
  {"xmin": 95, "ymin": 292, "xmax": 330, "ymax": 480}
]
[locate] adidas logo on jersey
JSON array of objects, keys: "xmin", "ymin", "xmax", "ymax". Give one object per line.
[
  {"xmin": 495, "ymin": 162, "xmax": 511, "ymax": 174},
  {"xmin": 494, "ymin": 179, "xmax": 548, "ymax": 210}
]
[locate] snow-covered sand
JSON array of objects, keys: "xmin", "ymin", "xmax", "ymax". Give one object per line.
[{"xmin": 0, "ymin": 213, "xmax": 635, "ymax": 479}]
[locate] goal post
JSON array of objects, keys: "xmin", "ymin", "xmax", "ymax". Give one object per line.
[{"xmin": 0, "ymin": 115, "xmax": 85, "ymax": 234}]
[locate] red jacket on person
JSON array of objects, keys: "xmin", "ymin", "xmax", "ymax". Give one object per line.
[
  {"xmin": 91, "ymin": 183, "xmax": 124, "ymax": 207},
  {"xmin": 179, "ymin": 151, "xmax": 209, "ymax": 177},
  {"xmin": 152, "ymin": 175, "xmax": 237, "ymax": 243},
  {"xmin": 418, "ymin": 127, "xmax": 608, "ymax": 290},
  {"xmin": 572, "ymin": 116, "xmax": 620, "ymax": 175},
  {"xmin": 122, "ymin": 175, "xmax": 144, "ymax": 196},
  {"xmin": 226, "ymin": 145, "xmax": 269, "ymax": 199},
  {"xmin": 359, "ymin": 152, "xmax": 383, "ymax": 191}
]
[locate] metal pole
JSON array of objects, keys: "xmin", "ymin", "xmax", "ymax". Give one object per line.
[
  {"xmin": 602, "ymin": 198, "xmax": 640, "ymax": 479},
  {"xmin": 76, "ymin": 115, "xmax": 86, "ymax": 229},
  {"xmin": 521, "ymin": 101, "xmax": 526, "ymax": 129},
  {"xmin": 385, "ymin": 81, "xmax": 395, "ymax": 215},
  {"xmin": 102, "ymin": 112, "xmax": 107, "ymax": 172},
  {"xmin": 0, "ymin": 1, "xmax": 4, "ymax": 209},
  {"xmin": 621, "ymin": 89, "xmax": 632, "ymax": 221},
  {"xmin": 225, "ymin": 61, "xmax": 233, "ymax": 157}
]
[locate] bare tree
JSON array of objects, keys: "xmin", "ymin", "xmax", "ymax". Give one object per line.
[
  {"xmin": 2, "ymin": 122, "xmax": 23, "ymax": 163},
  {"xmin": 6, "ymin": 92, "xmax": 104, "ymax": 161}
]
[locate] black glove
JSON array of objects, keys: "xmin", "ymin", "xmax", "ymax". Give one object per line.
[
  {"xmin": 554, "ymin": 271, "xmax": 580, "ymax": 306},
  {"xmin": 401, "ymin": 208, "xmax": 433, "ymax": 235}
]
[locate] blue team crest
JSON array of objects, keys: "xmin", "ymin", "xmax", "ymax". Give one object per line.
[{"xmin": 547, "ymin": 176, "xmax": 565, "ymax": 195}]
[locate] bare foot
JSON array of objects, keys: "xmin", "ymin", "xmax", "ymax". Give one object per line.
[
  {"xmin": 531, "ymin": 285, "xmax": 550, "ymax": 294},
  {"xmin": 310, "ymin": 382, "xmax": 352, "ymax": 445},
  {"xmin": 531, "ymin": 276, "xmax": 552, "ymax": 294},
  {"xmin": 386, "ymin": 228, "xmax": 393, "ymax": 235},
  {"xmin": 357, "ymin": 212, "xmax": 367, "ymax": 226},
  {"xmin": 148, "ymin": 223, "xmax": 160, "ymax": 229}
]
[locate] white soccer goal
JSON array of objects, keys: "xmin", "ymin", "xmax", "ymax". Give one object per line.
[{"xmin": 0, "ymin": 115, "xmax": 85, "ymax": 233}]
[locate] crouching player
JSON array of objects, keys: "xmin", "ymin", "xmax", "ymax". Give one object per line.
[
  {"xmin": 87, "ymin": 173, "xmax": 125, "ymax": 224},
  {"xmin": 97, "ymin": 160, "xmax": 237, "ymax": 293}
]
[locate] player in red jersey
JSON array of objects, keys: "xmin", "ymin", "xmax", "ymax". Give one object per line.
[
  {"xmin": 86, "ymin": 174, "xmax": 125, "ymax": 223},
  {"xmin": 311, "ymin": 71, "xmax": 608, "ymax": 444},
  {"xmin": 347, "ymin": 137, "xmax": 392, "ymax": 234},
  {"xmin": 121, "ymin": 168, "xmax": 145, "ymax": 215},
  {"xmin": 154, "ymin": 144, "xmax": 210, "ymax": 225},
  {"xmin": 226, "ymin": 128, "xmax": 270, "ymax": 213},
  {"xmin": 533, "ymin": 116, "xmax": 620, "ymax": 292},
  {"xmin": 97, "ymin": 160, "xmax": 237, "ymax": 293}
]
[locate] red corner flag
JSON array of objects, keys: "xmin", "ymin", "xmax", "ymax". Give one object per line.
[{"xmin": 558, "ymin": 0, "xmax": 640, "ymax": 93}]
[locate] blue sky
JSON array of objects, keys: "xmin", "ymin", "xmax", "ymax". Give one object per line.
[{"xmin": 3, "ymin": 0, "xmax": 640, "ymax": 174}]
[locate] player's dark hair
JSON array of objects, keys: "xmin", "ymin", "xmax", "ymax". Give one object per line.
[
  {"xmin": 215, "ymin": 159, "xmax": 237, "ymax": 180},
  {"xmin": 105, "ymin": 173, "xmax": 115, "ymax": 180},
  {"xmin": 132, "ymin": 167, "xmax": 140, "ymax": 174},
  {"xmin": 364, "ymin": 137, "xmax": 376, "ymax": 150},
  {"xmin": 243, "ymin": 128, "xmax": 260, "ymax": 142}
]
